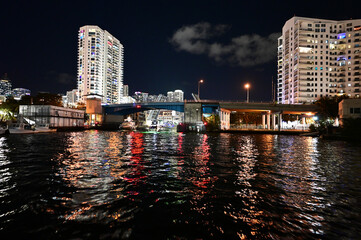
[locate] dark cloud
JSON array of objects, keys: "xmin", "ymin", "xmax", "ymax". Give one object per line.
[
  {"xmin": 170, "ymin": 22, "xmax": 280, "ymax": 67},
  {"xmin": 45, "ymin": 71, "xmax": 75, "ymax": 85}
]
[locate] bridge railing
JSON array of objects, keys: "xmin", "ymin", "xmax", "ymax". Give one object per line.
[{"xmin": 185, "ymin": 99, "xmax": 276, "ymax": 104}]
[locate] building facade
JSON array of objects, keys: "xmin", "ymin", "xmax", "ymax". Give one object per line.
[
  {"xmin": 0, "ymin": 74, "xmax": 12, "ymax": 96},
  {"xmin": 19, "ymin": 105, "xmax": 85, "ymax": 127},
  {"xmin": 65, "ymin": 89, "xmax": 78, "ymax": 107},
  {"xmin": 173, "ymin": 90, "xmax": 184, "ymax": 102},
  {"xmin": 167, "ymin": 90, "xmax": 184, "ymax": 102},
  {"xmin": 77, "ymin": 25, "xmax": 124, "ymax": 105},
  {"xmin": 278, "ymin": 17, "xmax": 361, "ymax": 104},
  {"xmin": 12, "ymin": 88, "xmax": 31, "ymax": 100},
  {"xmin": 167, "ymin": 91, "xmax": 174, "ymax": 102},
  {"xmin": 338, "ymin": 98, "xmax": 361, "ymax": 126}
]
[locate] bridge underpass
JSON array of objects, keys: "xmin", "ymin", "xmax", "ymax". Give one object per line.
[
  {"xmin": 99, "ymin": 101, "xmax": 319, "ymax": 131},
  {"xmin": 218, "ymin": 102, "xmax": 319, "ymax": 130},
  {"xmin": 102, "ymin": 102, "xmax": 185, "ymax": 126}
]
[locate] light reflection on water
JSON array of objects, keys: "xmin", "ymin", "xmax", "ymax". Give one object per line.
[{"xmin": 0, "ymin": 131, "xmax": 361, "ymax": 239}]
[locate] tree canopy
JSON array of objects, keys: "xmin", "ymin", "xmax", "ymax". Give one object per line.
[
  {"xmin": 0, "ymin": 93, "xmax": 63, "ymax": 118},
  {"xmin": 315, "ymin": 95, "xmax": 349, "ymax": 120}
]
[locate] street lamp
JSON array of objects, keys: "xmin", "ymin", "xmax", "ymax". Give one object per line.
[
  {"xmin": 244, "ymin": 83, "xmax": 250, "ymax": 103},
  {"xmin": 198, "ymin": 79, "xmax": 204, "ymax": 99}
]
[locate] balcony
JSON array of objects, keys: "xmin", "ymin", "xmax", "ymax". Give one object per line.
[
  {"xmin": 299, "ymin": 28, "xmax": 314, "ymax": 32},
  {"xmin": 299, "ymin": 67, "xmax": 313, "ymax": 71},
  {"xmin": 299, "ymin": 55, "xmax": 313, "ymax": 59},
  {"xmin": 299, "ymin": 62, "xmax": 314, "ymax": 66},
  {"xmin": 336, "ymin": 40, "xmax": 346, "ymax": 44},
  {"xmin": 299, "ymin": 89, "xmax": 314, "ymax": 93},
  {"xmin": 298, "ymin": 34, "xmax": 309, "ymax": 39}
]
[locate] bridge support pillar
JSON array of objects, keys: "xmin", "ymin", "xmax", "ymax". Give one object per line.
[
  {"xmin": 220, "ymin": 109, "xmax": 231, "ymax": 130},
  {"xmin": 184, "ymin": 102, "xmax": 202, "ymax": 124},
  {"xmin": 267, "ymin": 113, "xmax": 271, "ymax": 130},
  {"xmin": 278, "ymin": 113, "xmax": 282, "ymax": 131},
  {"xmin": 262, "ymin": 114, "xmax": 266, "ymax": 129},
  {"xmin": 272, "ymin": 114, "xmax": 277, "ymax": 130}
]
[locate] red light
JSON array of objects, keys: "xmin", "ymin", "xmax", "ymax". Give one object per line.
[
  {"xmin": 136, "ymin": 105, "xmax": 141, "ymax": 109},
  {"xmin": 203, "ymin": 122, "xmax": 207, "ymax": 125}
]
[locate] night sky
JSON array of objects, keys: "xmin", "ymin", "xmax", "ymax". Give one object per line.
[{"xmin": 1, "ymin": 0, "xmax": 360, "ymax": 101}]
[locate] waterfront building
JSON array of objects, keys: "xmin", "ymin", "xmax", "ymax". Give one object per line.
[
  {"xmin": 19, "ymin": 105, "xmax": 84, "ymax": 127},
  {"xmin": 157, "ymin": 110, "xmax": 184, "ymax": 125},
  {"xmin": 12, "ymin": 88, "xmax": 31, "ymax": 100},
  {"xmin": 77, "ymin": 25, "xmax": 124, "ymax": 105},
  {"xmin": 277, "ymin": 37, "xmax": 283, "ymax": 103},
  {"xmin": 0, "ymin": 74, "xmax": 12, "ymax": 96},
  {"xmin": 278, "ymin": 16, "xmax": 361, "ymax": 104},
  {"xmin": 338, "ymin": 98, "xmax": 361, "ymax": 126}
]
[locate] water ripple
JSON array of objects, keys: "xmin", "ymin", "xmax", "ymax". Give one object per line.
[{"xmin": 0, "ymin": 132, "xmax": 361, "ymax": 239}]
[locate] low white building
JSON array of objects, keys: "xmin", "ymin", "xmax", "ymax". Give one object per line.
[
  {"xmin": 19, "ymin": 105, "xmax": 85, "ymax": 127},
  {"xmin": 338, "ymin": 99, "xmax": 361, "ymax": 125}
]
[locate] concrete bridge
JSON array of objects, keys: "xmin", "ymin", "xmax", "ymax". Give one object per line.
[{"xmin": 101, "ymin": 100, "xmax": 319, "ymax": 130}]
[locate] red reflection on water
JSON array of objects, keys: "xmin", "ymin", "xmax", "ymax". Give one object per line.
[
  {"xmin": 177, "ymin": 132, "xmax": 183, "ymax": 153},
  {"xmin": 124, "ymin": 132, "xmax": 147, "ymax": 186},
  {"xmin": 190, "ymin": 134, "xmax": 218, "ymax": 201}
]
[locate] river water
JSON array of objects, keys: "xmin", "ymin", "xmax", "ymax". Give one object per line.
[{"xmin": 0, "ymin": 131, "xmax": 360, "ymax": 239}]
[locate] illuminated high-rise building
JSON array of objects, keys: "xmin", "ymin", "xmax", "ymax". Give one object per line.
[
  {"xmin": 77, "ymin": 25, "xmax": 124, "ymax": 104},
  {"xmin": 173, "ymin": 90, "xmax": 184, "ymax": 102},
  {"xmin": 0, "ymin": 73, "xmax": 12, "ymax": 96},
  {"xmin": 278, "ymin": 17, "xmax": 361, "ymax": 104},
  {"xmin": 12, "ymin": 88, "xmax": 31, "ymax": 100},
  {"xmin": 123, "ymin": 84, "xmax": 129, "ymax": 97}
]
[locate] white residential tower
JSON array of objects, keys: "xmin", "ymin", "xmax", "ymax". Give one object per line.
[
  {"xmin": 77, "ymin": 25, "xmax": 124, "ymax": 104},
  {"xmin": 278, "ymin": 17, "xmax": 361, "ymax": 104}
]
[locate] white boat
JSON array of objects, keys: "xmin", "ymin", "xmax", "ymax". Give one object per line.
[
  {"xmin": 119, "ymin": 117, "xmax": 136, "ymax": 131},
  {"xmin": 8, "ymin": 124, "xmax": 56, "ymax": 134}
]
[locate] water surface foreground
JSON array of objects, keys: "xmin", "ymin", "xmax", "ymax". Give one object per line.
[{"xmin": 0, "ymin": 131, "xmax": 360, "ymax": 239}]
